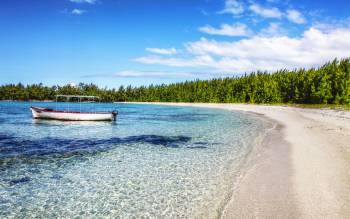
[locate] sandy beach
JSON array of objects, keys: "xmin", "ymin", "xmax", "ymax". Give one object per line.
[{"xmin": 132, "ymin": 102, "xmax": 350, "ymax": 218}]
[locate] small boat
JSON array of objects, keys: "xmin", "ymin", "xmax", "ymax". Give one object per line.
[{"xmin": 30, "ymin": 95, "xmax": 117, "ymax": 121}]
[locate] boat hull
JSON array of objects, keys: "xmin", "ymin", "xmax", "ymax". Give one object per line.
[{"xmin": 30, "ymin": 107, "xmax": 117, "ymax": 121}]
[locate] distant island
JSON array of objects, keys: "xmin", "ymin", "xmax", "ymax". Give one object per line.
[{"xmin": 1, "ymin": 58, "xmax": 349, "ymax": 106}]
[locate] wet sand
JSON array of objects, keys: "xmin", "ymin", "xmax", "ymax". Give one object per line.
[
  {"xmin": 129, "ymin": 102, "xmax": 350, "ymax": 218},
  {"xmin": 221, "ymin": 121, "xmax": 300, "ymax": 218}
]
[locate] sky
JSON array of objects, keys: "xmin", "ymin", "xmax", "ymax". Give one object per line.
[{"xmin": 1, "ymin": 0, "xmax": 350, "ymax": 88}]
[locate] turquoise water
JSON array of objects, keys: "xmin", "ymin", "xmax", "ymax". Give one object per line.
[{"xmin": 0, "ymin": 102, "xmax": 268, "ymax": 218}]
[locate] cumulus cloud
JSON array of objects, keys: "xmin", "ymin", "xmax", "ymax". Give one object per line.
[
  {"xmin": 199, "ymin": 23, "xmax": 252, "ymax": 37},
  {"xmin": 69, "ymin": 0, "xmax": 97, "ymax": 4},
  {"xmin": 145, "ymin": 48, "xmax": 177, "ymax": 55},
  {"xmin": 219, "ymin": 1, "xmax": 305, "ymax": 25},
  {"xmin": 249, "ymin": 3, "xmax": 282, "ymax": 18},
  {"xmin": 71, "ymin": 9, "xmax": 87, "ymax": 15},
  {"xmin": 135, "ymin": 27, "xmax": 350, "ymax": 73},
  {"xmin": 259, "ymin": 23, "xmax": 286, "ymax": 37},
  {"xmin": 219, "ymin": 0, "xmax": 244, "ymax": 15},
  {"xmin": 286, "ymin": 9, "xmax": 306, "ymax": 24}
]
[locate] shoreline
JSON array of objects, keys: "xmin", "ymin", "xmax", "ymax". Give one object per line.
[
  {"xmin": 220, "ymin": 113, "xmax": 300, "ymax": 218},
  {"xmin": 129, "ymin": 102, "xmax": 350, "ymax": 218}
]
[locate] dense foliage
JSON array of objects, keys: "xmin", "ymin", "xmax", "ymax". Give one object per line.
[{"xmin": 1, "ymin": 58, "xmax": 350, "ymax": 105}]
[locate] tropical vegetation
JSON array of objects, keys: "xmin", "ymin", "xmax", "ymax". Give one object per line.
[{"xmin": 1, "ymin": 58, "xmax": 349, "ymax": 105}]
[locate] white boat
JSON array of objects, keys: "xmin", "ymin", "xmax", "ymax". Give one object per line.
[{"xmin": 30, "ymin": 95, "xmax": 117, "ymax": 121}]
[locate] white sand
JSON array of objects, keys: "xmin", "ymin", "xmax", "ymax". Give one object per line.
[{"xmin": 129, "ymin": 102, "xmax": 350, "ymax": 218}]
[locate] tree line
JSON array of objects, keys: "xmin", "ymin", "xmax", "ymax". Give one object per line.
[{"xmin": 1, "ymin": 58, "xmax": 349, "ymax": 105}]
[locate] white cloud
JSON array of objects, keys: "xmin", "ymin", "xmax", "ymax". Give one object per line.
[
  {"xmin": 312, "ymin": 21, "xmax": 350, "ymax": 33},
  {"xmin": 249, "ymin": 3, "xmax": 282, "ymax": 18},
  {"xmin": 219, "ymin": 0, "xmax": 244, "ymax": 15},
  {"xmin": 286, "ymin": 9, "xmax": 306, "ymax": 24},
  {"xmin": 69, "ymin": 0, "xmax": 97, "ymax": 4},
  {"xmin": 199, "ymin": 23, "xmax": 252, "ymax": 37},
  {"xmin": 113, "ymin": 70, "xmax": 194, "ymax": 78},
  {"xmin": 145, "ymin": 48, "xmax": 177, "ymax": 55},
  {"xmin": 134, "ymin": 55, "xmax": 215, "ymax": 67},
  {"xmin": 71, "ymin": 9, "xmax": 87, "ymax": 15},
  {"xmin": 135, "ymin": 27, "xmax": 350, "ymax": 73},
  {"xmin": 259, "ymin": 23, "xmax": 286, "ymax": 37},
  {"xmin": 83, "ymin": 70, "xmax": 208, "ymax": 78}
]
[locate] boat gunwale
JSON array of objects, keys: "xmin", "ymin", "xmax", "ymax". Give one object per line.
[{"xmin": 30, "ymin": 106, "xmax": 117, "ymax": 115}]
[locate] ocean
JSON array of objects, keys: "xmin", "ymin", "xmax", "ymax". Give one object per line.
[{"xmin": 0, "ymin": 102, "xmax": 269, "ymax": 218}]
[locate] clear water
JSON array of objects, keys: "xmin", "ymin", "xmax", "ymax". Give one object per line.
[{"xmin": 0, "ymin": 102, "xmax": 268, "ymax": 218}]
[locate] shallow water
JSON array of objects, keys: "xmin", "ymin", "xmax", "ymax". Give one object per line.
[{"xmin": 0, "ymin": 102, "xmax": 268, "ymax": 218}]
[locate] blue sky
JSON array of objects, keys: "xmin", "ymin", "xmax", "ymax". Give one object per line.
[{"xmin": 1, "ymin": 0, "xmax": 350, "ymax": 88}]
